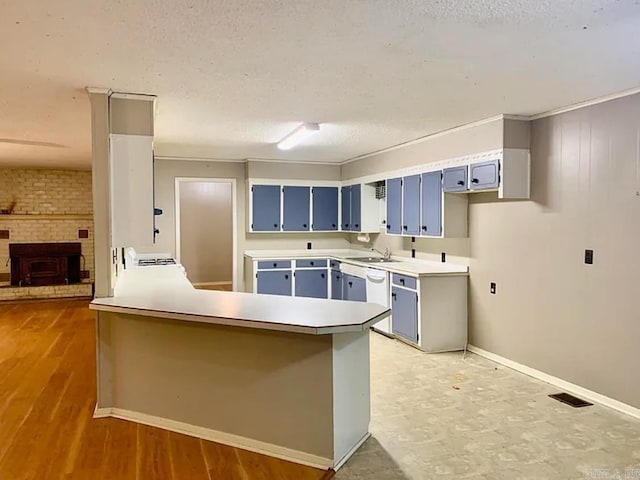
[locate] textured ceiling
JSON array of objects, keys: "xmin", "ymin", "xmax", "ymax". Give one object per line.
[{"xmin": 1, "ymin": 0, "xmax": 639, "ymax": 168}]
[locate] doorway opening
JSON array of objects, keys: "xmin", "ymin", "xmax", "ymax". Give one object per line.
[{"xmin": 175, "ymin": 178, "xmax": 237, "ymax": 291}]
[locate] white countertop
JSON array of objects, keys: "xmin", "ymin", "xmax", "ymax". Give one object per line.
[
  {"xmin": 91, "ymin": 266, "xmax": 390, "ymax": 335},
  {"xmin": 244, "ymin": 249, "xmax": 469, "ymax": 276}
]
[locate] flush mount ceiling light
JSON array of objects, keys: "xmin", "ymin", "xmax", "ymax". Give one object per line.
[{"xmin": 277, "ymin": 122, "xmax": 320, "ymax": 150}]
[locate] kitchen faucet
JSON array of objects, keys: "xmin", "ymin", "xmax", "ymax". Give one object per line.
[{"xmin": 371, "ymin": 247, "xmax": 392, "ymax": 260}]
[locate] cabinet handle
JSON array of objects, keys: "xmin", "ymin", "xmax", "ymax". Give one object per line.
[
  {"xmin": 344, "ymin": 223, "xmax": 349, "ymax": 228},
  {"xmin": 386, "ymin": 225, "xmax": 391, "ymax": 230},
  {"xmin": 421, "ymin": 226, "xmax": 427, "ymax": 231},
  {"xmin": 310, "ymin": 261, "xmax": 314, "ymax": 266},
  {"xmin": 471, "ymin": 178, "xmax": 479, "ymax": 184},
  {"xmin": 284, "ymin": 275, "xmax": 289, "ymax": 279},
  {"xmin": 303, "ymin": 223, "xmax": 308, "ymax": 228},
  {"xmin": 332, "ymin": 223, "xmax": 336, "ymax": 228},
  {"xmin": 348, "ymin": 281, "xmax": 353, "ymax": 287},
  {"xmin": 274, "ymin": 223, "xmax": 278, "ymax": 228},
  {"xmin": 403, "ymin": 225, "xmax": 408, "ymax": 230},
  {"xmin": 400, "ymin": 279, "xmax": 405, "ymax": 284},
  {"xmin": 273, "ymin": 263, "xmax": 277, "ymax": 267},
  {"xmin": 354, "ymin": 224, "xmax": 359, "ymax": 228},
  {"xmin": 457, "ymin": 180, "xmax": 465, "ymax": 186},
  {"xmin": 321, "ymin": 273, "xmax": 325, "ymax": 279},
  {"xmin": 392, "ymin": 293, "xmax": 397, "ymax": 300}
]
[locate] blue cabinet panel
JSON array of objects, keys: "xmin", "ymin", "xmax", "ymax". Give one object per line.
[
  {"xmin": 392, "ymin": 286, "xmax": 418, "ymax": 343},
  {"xmin": 257, "ymin": 260, "xmax": 291, "ymax": 270},
  {"xmin": 392, "ymin": 273, "xmax": 417, "ymax": 290},
  {"xmin": 252, "ymin": 185, "xmax": 281, "ymax": 231},
  {"xmin": 350, "ymin": 184, "xmax": 362, "ymax": 232},
  {"xmin": 343, "ymin": 274, "xmax": 367, "ymax": 302},
  {"xmin": 257, "ymin": 270, "xmax": 292, "ymax": 296},
  {"xmin": 402, "ymin": 175, "xmax": 421, "ymax": 235},
  {"xmin": 341, "ymin": 186, "xmax": 351, "ymax": 231},
  {"xmin": 295, "ymin": 269, "xmax": 328, "ymax": 299},
  {"xmin": 442, "ymin": 167, "xmax": 468, "ymax": 192},
  {"xmin": 312, "ymin": 187, "xmax": 339, "ymax": 231},
  {"xmin": 331, "ymin": 270, "xmax": 343, "ymax": 300},
  {"xmin": 296, "ymin": 259, "xmax": 327, "ymax": 268},
  {"xmin": 386, "ymin": 178, "xmax": 402, "ymax": 235},
  {"xmin": 283, "ymin": 186, "xmax": 310, "ymax": 231},
  {"xmin": 469, "ymin": 160, "xmax": 500, "ymax": 190},
  {"xmin": 329, "ymin": 260, "xmax": 341, "ymax": 270},
  {"xmin": 420, "ymin": 171, "xmax": 442, "ymax": 237}
]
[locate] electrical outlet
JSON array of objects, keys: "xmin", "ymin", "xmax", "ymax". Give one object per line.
[
  {"xmin": 490, "ymin": 282, "xmax": 496, "ymax": 294},
  {"xmin": 441, "ymin": 252, "xmax": 446, "ymax": 263},
  {"xmin": 585, "ymin": 249, "xmax": 594, "ymax": 264},
  {"xmin": 307, "ymin": 242, "xmax": 312, "ymax": 250},
  {"xmin": 411, "ymin": 248, "xmax": 416, "ymax": 258}
]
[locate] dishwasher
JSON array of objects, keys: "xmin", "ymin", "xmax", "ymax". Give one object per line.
[
  {"xmin": 339, "ymin": 263, "xmax": 392, "ymax": 335},
  {"xmin": 365, "ymin": 268, "xmax": 392, "ymax": 336}
]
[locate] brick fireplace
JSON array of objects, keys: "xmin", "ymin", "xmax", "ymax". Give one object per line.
[{"xmin": 9, "ymin": 242, "xmax": 82, "ymax": 286}]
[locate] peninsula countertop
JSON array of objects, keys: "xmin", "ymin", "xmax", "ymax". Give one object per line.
[
  {"xmin": 90, "ymin": 266, "xmax": 390, "ymax": 335},
  {"xmin": 244, "ymin": 249, "xmax": 469, "ymax": 277}
]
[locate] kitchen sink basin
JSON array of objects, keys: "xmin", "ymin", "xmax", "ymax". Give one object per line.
[{"xmin": 345, "ymin": 256, "xmax": 398, "ymax": 263}]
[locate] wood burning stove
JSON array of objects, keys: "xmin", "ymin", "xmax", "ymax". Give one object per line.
[{"xmin": 9, "ymin": 243, "xmax": 82, "ymax": 286}]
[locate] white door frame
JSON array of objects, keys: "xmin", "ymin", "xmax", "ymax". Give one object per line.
[{"xmin": 175, "ymin": 177, "xmax": 238, "ymax": 291}]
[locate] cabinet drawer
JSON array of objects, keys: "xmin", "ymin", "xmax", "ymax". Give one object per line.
[
  {"xmin": 257, "ymin": 260, "xmax": 291, "ymax": 270},
  {"xmin": 296, "ymin": 259, "xmax": 327, "ymax": 268},
  {"xmin": 392, "ymin": 273, "xmax": 417, "ymax": 290},
  {"xmin": 329, "ymin": 260, "xmax": 341, "ymax": 270}
]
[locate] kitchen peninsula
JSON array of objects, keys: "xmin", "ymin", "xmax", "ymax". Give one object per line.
[{"xmin": 90, "ymin": 264, "xmax": 390, "ymax": 471}]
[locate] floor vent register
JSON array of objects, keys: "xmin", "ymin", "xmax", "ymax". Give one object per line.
[{"xmin": 548, "ymin": 392, "xmax": 594, "ymax": 408}]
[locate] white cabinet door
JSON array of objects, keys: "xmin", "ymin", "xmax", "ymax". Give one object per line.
[{"xmin": 110, "ymin": 134, "xmax": 154, "ymax": 248}]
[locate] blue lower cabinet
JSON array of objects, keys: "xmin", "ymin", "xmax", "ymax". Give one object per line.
[
  {"xmin": 343, "ymin": 274, "xmax": 367, "ymax": 302},
  {"xmin": 330, "ymin": 271, "xmax": 343, "ymax": 300},
  {"xmin": 294, "ymin": 269, "xmax": 328, "ymax": 299},
  {"xmin": 257, "ymin": 270, "xmax": 292, "ymax": 296},
  {"xmin": 391, "ymin": 287, "xmax": 418, "ymax": 343}
]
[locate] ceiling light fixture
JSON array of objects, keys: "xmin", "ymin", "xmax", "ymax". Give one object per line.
[{"xmin": 277, "ymin": 122, "xmax": 320, "ymax": 150}]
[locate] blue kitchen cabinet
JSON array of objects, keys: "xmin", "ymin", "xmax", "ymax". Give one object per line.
[
  {"xmin": 251, "ymin": 185, "xmax": 281, "ymax": 231},
  {"xmin": 402, "ymin": 174, "xmax": 421, "ymax": 235},
  {"xmin": 350, "ymin": 184, "xmax": 362, "ymax": 231},
  {"xmin": 330, "ymin": 270, "xmax": 343, "ymax": 300},
  {"xmin": 295, "ymin": 269, "xmax": 328, "ymax": 299},
  {"xmin": 341, "ymin": 186, "xmax": 351, "ymax": 230},
  {"xmin": 343, "ymin": 274, "xmax": 367, "ymax": 302},
  {"xmin": 420, "ymin": 171, "xmax": 443, "ymax": 237},
  {"xmin": 442, "ymin": 167, "xmax": 468, "ymax": 193},
  {"xmin": 386, "ymin": 178, "xmax": 402, "ymax": 235},
  {"xmin": 312, "ymin": 187, "xmax": 339, "ymax": 231},
  {"xmin": 257, "ymin": 270, "xmax": 292, "ymax": 296},
  {"xmin": 469, "ymin": 159, "xmax": 500, "ymax": 190},
  {"xmin": 391, "ymin": 286, "xmax": 418, "ymax": 343},
  {"xmin": 283, "ymin": 186, "xmax": 310, "ymax": 231}
]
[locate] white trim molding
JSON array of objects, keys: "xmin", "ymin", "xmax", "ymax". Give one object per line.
[
  {"xmin": 93, "ymin": 407, "xmax": 333, "ymax": 470},
  {"xmin": 467, "ymin": 345, "xmax": 640, "ymax": 420}
]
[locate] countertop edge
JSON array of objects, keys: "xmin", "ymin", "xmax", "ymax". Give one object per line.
[{"xmin": 90, "ymin": 301, "xmax": 391, "ymax": 336}]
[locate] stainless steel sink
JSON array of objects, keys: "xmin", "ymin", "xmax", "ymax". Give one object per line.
[{"xmin": 345, "ymin": 256, "xmax": 398, "ymax": 263}]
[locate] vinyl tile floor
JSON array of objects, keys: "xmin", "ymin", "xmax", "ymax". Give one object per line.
[{"xmin": 336, "ymin": 333, "xmax": 640, "ymax": 480}]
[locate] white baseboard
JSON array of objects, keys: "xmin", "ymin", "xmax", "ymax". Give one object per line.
[
  {"xmin": 466, "ymin": 345, "xmax": 640, "ymax": 420},
  {"xmin": 333, "ymin": 432, "xmax": 370, "ymax": 471},
  {"xmin": 92, "ymin": 406, "xmax": 333, "ymax": 469}
]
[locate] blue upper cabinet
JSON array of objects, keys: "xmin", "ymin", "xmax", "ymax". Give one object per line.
[
  {"xmin": 402, "ymin": 175, "xmax": 421, "ymax": 235},
  {"xmin": 421, "ymin": 171, "xmax": 442, "ymax": 237},
  {"xmin": 442, "ymin": 166, "xmax": 468, "ymax": 193},
  {"xmin": 312, "ymin": 187, "xmax": 339, "ymax": 231},
  {"xmin": 283, "ymin": 186, "xmax": 310, "ymax": 231},
  {"xmin": 252, "ymin": 185, "xmax": 281, "ymax": 231},
  {"xmin": 469, "ymin": 159, "xmax": 500, "ymax": 190},
  {"xmin": 350, "ymin": 184, "xmax": 362, "ymax": 232},
  {"xmin": 341, "ymin": 186, "xmax": 351, "ymax": 231},
  {"xmin": 386, "ymin": 178, "xmax": 402, "ymax": 235}
]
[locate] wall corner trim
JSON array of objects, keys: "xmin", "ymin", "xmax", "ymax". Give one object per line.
[
  {"xmin": 85, "ymin": 87, "xmax": 111, "ymax": 95},
  {"xmin": 466, "ymin": 345, "xmax": 640, "ymax": 420}
]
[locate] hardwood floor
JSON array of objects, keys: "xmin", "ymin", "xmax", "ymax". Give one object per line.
[{"xmin": 0, "ymin": 299, "xmax": 332, "ymax": 480}]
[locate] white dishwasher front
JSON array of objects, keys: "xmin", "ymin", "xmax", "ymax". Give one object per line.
[{"xmin": 365, "ymin": 268, "xmax": 392, "ymax": 336}]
